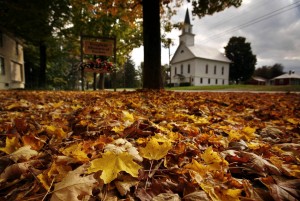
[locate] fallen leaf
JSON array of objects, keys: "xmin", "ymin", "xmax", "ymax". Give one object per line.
[
  {"xmin": 259, "ymin": 176, "xmax": 300, "ymax": 201},
  {"xmin": 0, "ymin": 136, "xmax": 21, "ymax": 154},
  {"xmin": 51, "ymin": 165, "xmax": 97, "ymax": 201},
  {"xmin": 9, "ymin": 145, "xmax": 38, "ymax": 162},
  {"xmin": 87, "ymin": 151, "xmax": 142, "ymax": 184},
  {"xmin": 139, "ymin": 134, "xmax": 172, "ymax": 160}
]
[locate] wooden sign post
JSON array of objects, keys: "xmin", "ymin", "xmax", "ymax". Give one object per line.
[{"xmin": 80, "ymin": 35, "xmax": 116, "ymax": 91}]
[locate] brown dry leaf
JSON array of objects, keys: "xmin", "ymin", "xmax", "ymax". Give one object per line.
[
  {"xmin": 50, "ymin": 165, "xmax": 97, "ymax": 201},
  {"xmin": 114, "ymin": 175, "xmax": 139, "ymax": 196},
  {"xmin": 152, "ymin": 193, "xmax": 181, "ymax": 201},
  {"xmin": 9, "ymin": 145, "xmax": 38, "ymax": 162},
  {"xmin": 183, "ymin": 191, "xmax": 210, "ymax": 201},
  {"xmin": 22, "ymin": 134, "xmax": 47, "ymax": 151},
  {"xmin": 259, "ymin": 176, "xmax": 300, "ymax": 201},
  {"xmin": 239, "ymin": 151, "xmax": 281, "ymax": 176}
]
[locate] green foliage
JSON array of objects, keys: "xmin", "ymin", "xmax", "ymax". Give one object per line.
[
  {"xmin": 188, "ymin": 0, "xmax": 242, "ymax": 17},
  {"xmin": 225, "ymin": 36, "xmax": 257, "ymax": 83},
  {"xmin": 254, "ymin": 64, "xmax": 284, "ymax": 79},
  {"xmin": 113, "ymin": 57, "xmax": 140, "ymax": 88}
]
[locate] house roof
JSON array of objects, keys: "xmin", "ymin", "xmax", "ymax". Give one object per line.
[
  {"xmin": 251, "ymin": 76, "xmax": 267, "ymax": 82},
  {"xmin": 272, "ymin": 73, "xmax": 300, "ymax": 80},
  {"xmin": 187, "ymin": 44, "xmax": 231, "ymax": 63}
]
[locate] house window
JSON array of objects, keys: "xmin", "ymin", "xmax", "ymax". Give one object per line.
[
  {"xmin": 222, "ymin": 66, "xmax": 224, "ymax": 75},
  {"xmin": 11, "ymin": 61, "xmax": 23, "ymax": 82},
  {"xmin": 16, "ymin": 41, "xmax": 19, "ymax": 55},
  {"xmin": 180, "ymin": 64, "xmax": 183, "ymax": 74},
  {"xmin": 187, "ymin": 64, "xmax": 190, "ymax": 73},
  {"xmin": 200, "ymin": 78, "xmax": 203, "ymax": 84},
  {"xmin": 215, "ymin": 79, "xmax": 218, "ymax": 84},
  {"xmin": 208, "ymin": 78, "xmax": 211, "ymax": 84},
  {"xmin": 0, "ymin": 31, "xmax": 3, "ymax": 47},
  {"xmin": 214, "ymin": 65, "xmax": 217, "ymax": 74},
  {"xmin": 0, "ymin": 57, "xmax": 5, "ymax": 75},
  {"xmin": 205, "ymin": 64, "xmax": 208, "ymax": 74}
]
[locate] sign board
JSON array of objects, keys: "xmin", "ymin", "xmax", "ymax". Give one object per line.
[{"xmin": 83, "ymin": 40, "xmax": 113, "ymax": 56}]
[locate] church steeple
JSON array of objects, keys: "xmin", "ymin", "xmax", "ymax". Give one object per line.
[
  {"xmin": 184, "ymin": 8, "xmax": 191, "ymax": 25},
  {"xmin": 180, "ymin": 8, "xmax": 195, "ymax": 46}
]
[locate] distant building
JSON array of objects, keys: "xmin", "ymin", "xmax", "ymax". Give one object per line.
[
  {"xmin": 245, "ymin": 76, "xmax": 267, "ymax": 85},
  {"xmin": 170, "ymin": 9, "xmax": 231, "ymax": 86},
  {"xmin": 0, "ymin": 29, "xmax": 25, "ymax": 89},
  {"xmin": 271, "ymin": 71, "xmax": 300, "ymax": 85}
]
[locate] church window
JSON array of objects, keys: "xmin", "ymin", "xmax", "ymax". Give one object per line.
[
  {"xmin": 181, "ymin": 64, "xmax": 183, "ymax": 74},
  {"xmin": 208, "ymin": 78, "xmax": 211, "ymax": 84},
  {"xmin": 187, "ymin": 64, "xmax": 190, "ymax": 73},
  {"xmin": 175, "ymin": 67, "xmax": 177, "ymax": 75},
  {"xmin": 215, "ymin": 79, "xmax": 218, "ymax": 84},
  {"xmin": 214, "ymin": 65, "xmax": 217, "ymax": 74},
  {"xmin": 205, "ymin": 64, "xmax": 208, "ymax": 74},
  {"xmin": 200, "ymin": 78, "xmax": 203, "ymax": 84},
  {"xmin": 222, "ymin": 66, "xmax": 224, "ymax": 75}
]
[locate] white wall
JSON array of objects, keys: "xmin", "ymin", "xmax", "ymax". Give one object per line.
[
  {"xmin": 0, "ymin": 31, "xmax": 25, "ymax": 89},
  {"xmin": 171, "ymin": 58, "xmax": 229, "ymax": 86}
]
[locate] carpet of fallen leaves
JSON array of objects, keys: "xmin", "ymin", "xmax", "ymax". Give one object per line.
[{"xmin": 0, "ymin": 90, "xmax": 300, "ymax": 201}]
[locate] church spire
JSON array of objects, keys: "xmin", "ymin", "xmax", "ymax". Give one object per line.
[
  {"xmin": 184, "ymin": 8, "xmax": 191, "ymax": 25},
  {"xmin": 180, "ymin": 8, "xmax": 195, "ymax": 46}
]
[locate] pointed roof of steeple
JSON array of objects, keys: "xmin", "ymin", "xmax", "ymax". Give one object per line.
[{"xmin": 184, "ymin": 8, "xmax": 191, "ymax": 24}]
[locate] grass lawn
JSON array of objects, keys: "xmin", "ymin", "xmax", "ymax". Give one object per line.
[{"xmin": 168, "ymin": 84, "xmax": 300, "ymax": 92}]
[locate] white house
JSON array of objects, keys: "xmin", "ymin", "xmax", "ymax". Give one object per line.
[
  {"xmin": 170, "ymin": 9, "xmax": 231, "ymax": 86},
  {"xmin": 0, "ymin": 29, "xmax": 25, "ymax": 89},
  {"xmin": 270, "ymin": 71, "xmax": 300, "ymax": 85}
]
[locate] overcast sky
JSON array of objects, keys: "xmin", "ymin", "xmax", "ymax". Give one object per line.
[{"xmin": 131, "ymin": 0, "xmax": 300, "ymax": 73}]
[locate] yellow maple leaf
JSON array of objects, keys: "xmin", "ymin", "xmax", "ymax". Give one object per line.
[
  {"xmin": 0, "ymin": 137, "xmax": 21, "ymax": 154},
  {"xmin": 45, "ymin": 125, "xmax": 67, "ymax": 139},
  {"xmin": 201, "ymin": 147, "xmax": 223, "ymax": 164},
  {"xmin": 61, "ymin": 143, "xmax": 89, "ymax": 162},
  {"xmin": 228, "ymin": 130, "xmax": 243, "ymax": 142},
  {"xmin": 122, "ymin": 110, "xmax": 135, "ymax": 123},
  {"xmin": 242, "ymin": 126, "xmax": 257, "ymax": 141},
  {"xmin": 87, "ymin": 151, "xmax": 142, "ymax": 184},
  {"xmin": 184, "ymin": 159, "xmax": 207, "ymax": 178},
  {"xmin": 201, "ymin": 146, "xmax": 228, "ymax": 171},
  {"xmin": 139, "ymin": 134, "xmax": 172, "ymax": 160},
  {"xmin": 286, "ymin": 118, "xmax": 299, "ymax": 125},
  {"xmin": 200, "ymin": 182, "xmax": 242, "ymax": 201}
]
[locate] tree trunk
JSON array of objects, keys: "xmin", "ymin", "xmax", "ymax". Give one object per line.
[
  {"xmin": 142, "ymin": 0, "xmax": 163, "ymax": 89},
  {"xmin": 39, "ymin": 41, "xmax": 47, "ymax": 89},
  {"xmin": 99, "ymin": 73, "xmax": 105, "ymax": 90}
]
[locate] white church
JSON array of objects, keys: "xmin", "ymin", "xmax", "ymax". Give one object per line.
[{"xmin": 170, "ymin": 9, "xmax": 231, "ymax": 86}]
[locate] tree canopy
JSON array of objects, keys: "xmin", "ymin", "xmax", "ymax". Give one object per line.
[
  {"xmin": 225, "ymin": 36, "xmax": 257, "ymax": 83},
  {"xmin": 1, "ymin": 0, "xmax": 244, "ymax": 89},
  {"xmin": 254, "ymin": 64, "xmax": 284, "ymax": 80}
]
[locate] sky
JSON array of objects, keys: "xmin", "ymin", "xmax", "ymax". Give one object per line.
[{"xmin": 131, "ymin": 0, "xmax": 300, "ymax": 73}]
